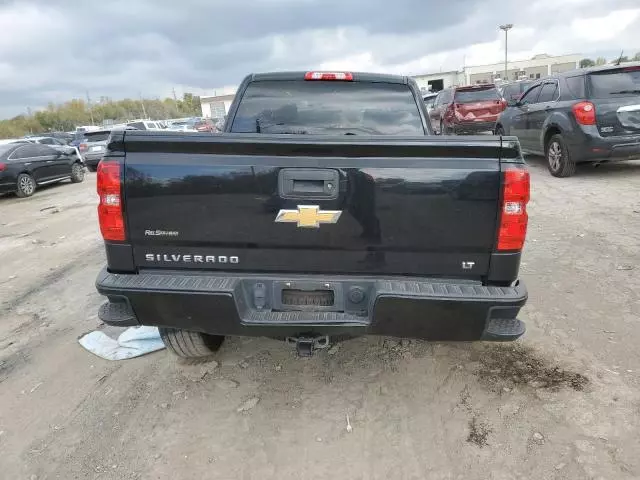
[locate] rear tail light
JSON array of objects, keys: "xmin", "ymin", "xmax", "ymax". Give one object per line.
[
  {"xmin": 572, "ymin": 101, "xmax": 596, "ymax": 126},
  {"xmin": 0, "ymin": 162, "xmax": 6, "ymax": 172},
  {"xmin": 97, "ymin": 160, "xmax": 125, "ymax": 241},
  {"xmin": 497, "ymin": 167, "xmax": 530, "ymax": 251},
  {"xmin": 79, "ymin": 143, "xmax": 88, "ymax": 152},
  {"xmin": 304, "ymin": 71, "xmax": 353, "ymax": 81}
]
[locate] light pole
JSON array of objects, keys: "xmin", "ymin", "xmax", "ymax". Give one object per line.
[{"xmin": 499, "ymin": 24, "xmax": 513, "ymax": 81}]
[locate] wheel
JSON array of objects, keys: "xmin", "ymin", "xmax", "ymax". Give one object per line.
[
  {"xmin": 70, "ymin": 162, "xmax": 85, "ymax": 183},
  {"xmin": 159, "ymin": 327, "xmax": 224, "ymax": 361},
  {"xmin": 16, "ymin": 173, "xmax": 36, "ymax": 198},
  {"xmin": 546, "ymin": 133, "xmax": 576, "ymax": 178},
  {"xmin": 494, "ymin": 125, "xmax": 505, "ymax": 136}
]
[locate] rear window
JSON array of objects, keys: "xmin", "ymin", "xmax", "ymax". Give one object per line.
[
  {"xmin": 84, "ymin": 131, "xmax": 111, "ymax": 142},
  {"xmin": 230, "ymin": 80, "xmax": 424, "ymax": 135},
  {"xmin": 0, "ymin": 144, "xmax": 16, "ymax": 156},
  {"xmin": 588, "ymin": 67, "xmax": 640, "ymax": 98},
  {"xmin": 454, "ymin": 87, "xmax": 499, "ymax": 103}
]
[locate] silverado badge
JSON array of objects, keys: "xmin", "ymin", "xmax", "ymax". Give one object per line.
[{"xmin": 275, "ymin": 205, "xmax": 342, "ymax": 228}]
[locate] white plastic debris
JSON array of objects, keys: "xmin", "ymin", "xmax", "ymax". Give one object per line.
[{"xmin": 78, "ymin": 326, "xmax": 165, "ymax": 360}]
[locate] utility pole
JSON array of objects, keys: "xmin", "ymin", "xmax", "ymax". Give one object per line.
[
  {"xmin": 172, "ymin": 87, "xmax": 179, "ymax": 115},
  {"xmin": 86, "ymin": 90, "xmax": 95, "ymax": 125},
  {"xmin": 462, "ymin": 55, "xmax": 466, "ymax": 85},
  {"xmin": 139, "ymin": 93, "xmax": 148, "ymax": 119},
  {"xmin": 499, "ymin": 24, "xmax": 513, "ymax": 81}
]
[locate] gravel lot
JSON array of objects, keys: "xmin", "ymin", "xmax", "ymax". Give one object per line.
[{"xmin": 1, "ymin": 158, "xmax": 639, "ymax": 480}]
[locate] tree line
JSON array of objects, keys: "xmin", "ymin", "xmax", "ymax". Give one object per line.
[
  {"xmin": 579, "ymin": 52, "xmax": 640, "ymax": 68},
  {"xmin": 0, "ymin": 93, "xmax": 203, "ymax": 139}
]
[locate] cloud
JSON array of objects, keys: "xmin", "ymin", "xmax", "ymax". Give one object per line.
[{"xmin": 0, "ymin": 0, "xmax": 639, "ymax": 119}]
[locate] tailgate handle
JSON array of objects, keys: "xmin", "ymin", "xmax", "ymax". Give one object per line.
[
  {"xmin": 293, "ymin": 179, "xmax": 325, "ymax": 193},
  {"xmin": 278, "ymin": 168, "xmax": 340, "ymax": 200}
]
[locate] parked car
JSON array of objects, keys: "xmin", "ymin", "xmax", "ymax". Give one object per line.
[
  {"xmin": 0, "ymin": 142, "xmax": 85, "ymax": 197},
  {"xmin": 498, "ymin": 80, "xmax": 534, "ymax": 102},
  {"xmin": 167, "ymin": 119, "xmax": 198, "ymax": 132},
  {"xmin": 429, "ymin": 84, "xmax": 507, "ymax": 135},
  {"xmin": 25, "ymin": 132, "xmax": 73, "ymax": 145},
  {"xmin": 422, "ymin": 92, "xmax": 438, "ymax": 111},
  {"xmin": 80, "ymin": 129, "xmax": 113, "ymax": 172},
  {"xmin": 194, "ymin": 118, "xmax": 218, "ymax": 132},
  {"xmin": 126, "ymin": 120, "xmax": 162, "ymax": 131},
  {"xmin": 25, "ymin": 136, "xmax": 67, "ymax": 146},
  {"xmin": 494, "ymin": 63, "xmax": 640, "ymax": 177},
  {"xmin": 79, "ymin": 126, "xmax": 137, "ymax": 171},
  {"xmin": 22, "ymin": 136, "xmax": 82, "ymax": 160}
]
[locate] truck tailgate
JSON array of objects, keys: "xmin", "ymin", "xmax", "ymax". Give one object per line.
[{"xmin": 122, "ymin": 134, "xmax": 508, "ymax": 278}]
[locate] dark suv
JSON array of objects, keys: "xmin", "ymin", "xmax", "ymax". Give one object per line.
[{"xmin": 495, "ymin": 64, "xmax": 640, "ymax": 177}]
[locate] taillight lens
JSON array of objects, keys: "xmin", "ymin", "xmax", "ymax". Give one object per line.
[
  {"xmin": 0, "ymin": 162, "xmax": 6, "ymax": 172},
  {"xmin": 79, "ymin": 143, "xmax": 88, "ymax": 152},
  {"xmin": 572, "ymin": 101, "xmax": 596, "ymax": 126},
  {"xmin": 304, "ymin": 71, "xmax": 353, "ymax": 81},
  {"xmin": 97, "ymin": 160, "xmax": 125, "ymax": 241},
  {"xmin": 497, "ymin": 167, "xmax": 530, "ymax": 251}
]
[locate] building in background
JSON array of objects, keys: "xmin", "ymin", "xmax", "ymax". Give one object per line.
[
  {"xmin": 413, "ymin": 71, "xmax": 465, "ymax": 94},
  {"xmin": 412, "ymin": 53, "xmax": 582, "ymax": 91},
  {"xmin": 200, "ymin": 93, "xmax": 236, "ymax": 120},
  {"xmin": 464, "ymin": 53, "xmax": 581, "ymax": 85}
]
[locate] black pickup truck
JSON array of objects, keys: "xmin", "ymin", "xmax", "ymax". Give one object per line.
[{"xmin": 95, "ymin": 71, "xmax": 530, "ymax": 358}]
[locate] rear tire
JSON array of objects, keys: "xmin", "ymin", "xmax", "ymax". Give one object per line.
[
  {"xmin": 71, "ymin": 162, "xmax": 85, "ymax": 183},
  {"xmin": 159, "ymin": 327, "xmax": 225, "ymax": 361},
  {"xmin": 546, "ymin": 134, "xmax": 576, "ymax": 178},
  {"xmin": 16, "ymin": 173, "xmax": 36, "ymax": 198}
]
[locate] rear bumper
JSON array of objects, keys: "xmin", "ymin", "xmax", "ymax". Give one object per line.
[
  {"xmin": 0, "ymin": 179, "xmax": 16, "ymax": 194},
  {"xmin": 96, "ymin": 268, "xmax": 527, "ymax": 341},
  {"xmin": 82, "ymin": 153, "xmax": 104, "ymax": 167},
  {"xmin": 451, "ymin": 120, "xmax": 497, "ymax": 134},
  {"xmin": 570, "ymin": 128, "xmax": 640, "ymax": 162}
]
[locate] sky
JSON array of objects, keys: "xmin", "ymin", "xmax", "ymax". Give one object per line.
[{"xmin": 1, "ymin": 0, "xmax": 639, "ymax": 119}]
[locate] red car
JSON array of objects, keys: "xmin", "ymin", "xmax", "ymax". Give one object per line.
[
  {"xmin": 429, "ymin": 84, "xmax": 507, "ymax": 135},
  {"xmin": 195, "ymin": 119, "xmax": 218, "ymax": 133}
]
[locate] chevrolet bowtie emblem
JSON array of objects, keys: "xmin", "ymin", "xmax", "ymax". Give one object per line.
[{"xmin": 275, "ymin": 205, "xmax": 342, "ymax": 228}]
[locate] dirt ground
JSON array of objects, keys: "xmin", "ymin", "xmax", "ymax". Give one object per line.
[{"xmin": 1, "ymin": 158, "xmax": 639, "ymax": 480}]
